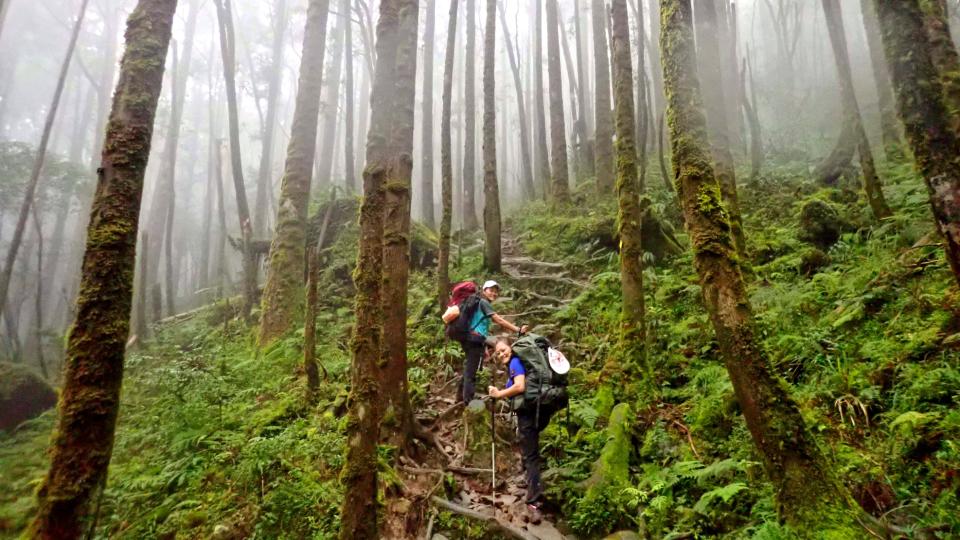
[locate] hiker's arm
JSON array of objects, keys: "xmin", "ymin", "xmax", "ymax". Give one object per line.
[
  {"xmin": 488, "ymin": 375, "xmax": 525, "ymax": 399},
  {"xmin": 491, "ymin": 314, "xmax": 529, "ymax": 335}
]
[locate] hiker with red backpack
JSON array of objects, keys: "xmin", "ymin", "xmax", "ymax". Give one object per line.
[{"xmin": 443, "ymin": 280, "xmax": 529, "ymax": 403}]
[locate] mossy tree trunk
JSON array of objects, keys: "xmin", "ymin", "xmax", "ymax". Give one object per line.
[
  {"xmin": 875, "ymin": 0, "xmax": 960, "ymax": 289},
  {"xmin": 0, "ymin": 0, "xmax": 89, "ymax": 325},
  {"xmin": 462, "ymin": 0, "xmax": 479, "ymax": 229},
  {"xmin": 258, "ymin": 0, "xmax": 330, "ymax": 347},
  {"xmin": 533, "ymin": 0, "xmax": 551, "ymax": 199},
  {"xmin": 693, "ymin": 0, "xmax": 746, "ymax": 257},
  {"xmin": 633, "ymin": 0, "xmax": 650, "ymax": 192},
  {"xmin": 859, "ymin": 0, "xmax": 903, "ymax": 160},
  {"xmin": 437, "ymin": 0, "xmax": 458, "ymax": 309},
  {"xmin": 546, "ymin": 0, "xmax": 570, "ymax": 202},
  {"xmin": 420, "ymin": 0, "xmax": 436, "ymax": 227},
  {"xmin": 591, "ymin": 0, "xmax": 615, "ymax": 193},
  {"xmin": 498, "ymin": 1, "xmax": 536, "ymax": 200},
  {"xmin": 27, "ymin": 0, "xmax": 177, "ymax": 536},
  {"xmin": 921, "ymin": 0, "xmax": 960, "ymax": 123},
  {"xmin": 609, "ymin": 0, "xmax": 646, "ymax": 378},
  {"xmin": 660, "ymin": 0, "xmax": 861, "ymax": 531},
  {"xmin": 482, "ymin": 0, "xmax": 501, "ymax": 271},
  {"xmin": 822, "ymin": 0, "xmax": 892, "ymax": 221},
  {"xmin": 380, "ymin": 0, "xmax": 419, "ymax": 445},
  {"xmin": 214, "ymin": 0, "xmax": 256, "ymax": 317}
]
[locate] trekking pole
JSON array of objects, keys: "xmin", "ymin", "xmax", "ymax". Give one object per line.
[{"xmin": 490, "ymin": 396, "xmax": 496, "ymax": 501}]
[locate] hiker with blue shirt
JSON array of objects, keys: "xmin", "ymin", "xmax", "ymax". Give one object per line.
[
  {"xmin": 487, "ymin": 337, "xmax": 554, "ymax": 524},
  {"xmin": 454, "ymin": 280, "xmax": 528, "ymax": 404}
]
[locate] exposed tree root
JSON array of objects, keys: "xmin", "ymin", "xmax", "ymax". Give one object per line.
[{"xmin": 430, "ymin": 496, "xmax": 539, "ymax": 540}]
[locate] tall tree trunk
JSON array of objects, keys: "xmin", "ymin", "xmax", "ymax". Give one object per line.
[
  {"xmin": 822, "ymin": 0, "xmax": 892, "ymax": 220},
  {"xmin": 380, "ymin": 0, "xmax": 420, "ymax": 445},
  {"xmin": 647, "ymin": 0, "xmax": 667, "ymax": 117},
  {"xmin": 533, "ymin": 0, "xmax": 551, "ymax": 198},
  {"xmin": 437, "ymin": 0, "xmax": 458, "ymax": 309},
  {"xmin": 875, "ymin": 0, "xmax": 960, "ymax": 288},
  {"xmin": 498, "ymin": 1, "xmax": 535, "ymax": 199},
  {"xmin": 214, "ymin": 0, "xmax": 256, "ymax": 317},
  {"xmin": 339, "ymin": 0, "xmax": 418, "ymax": 534},
  {"xmin": 31, "ymin": 210, "xmax": 48, "ymax": 379},
  {"xmin": 859, "ymin": 0, "xmax": 902, "ymax": 160},
  {"xmin": 462, "ymin": 0, "xmax": 479, "ymax": 229},
  {"xmin": 420, "ymin": 0, "xmax": 437, "ymax": 227},
  {"xmin": 558, "ymin": 7, "xmax": 585, "ymax": 180},
  {"xmin": 609, "ymin": 0, "xmax": 646, "ymax": 377},
  {"xmin": 741, "ymin": 56, "xmax": 763, "ymax": 182},
  {"xmin": 921, "ymin": 0, "xmax": 960, "ymax": 121},
  {"xmin": 316, "ymin": 3, "xmax": 348, "ymax": 190},
  {"xmin": 483, "ymin": 0, "xmax": 501, "ymax": 271},
  {"xmin": 27, "ymin": 0, "xmax": 177, "ymax": 535},
  {"xmin": 0, "ymin": 0, "xmax": 90, "ymax": 326},
  {"xmin": 344, "ymin": 0, "xmax": 357, "ymax": 192},
  {"xmin": 258, "ymin": 0, "xmax": 330, "ymax": 347},
  {"xmin": 254, "ymin": 0, "xmax": 289, "ymax": 237},
  {"xmin": 163, "ymin": 44, "xmax": 180, "ymax": 317},
  {"xmin": 660, "ymin": 0, "xmax": 860, "ymax": 530},
  {"xmin": 547, "ymin": 0, "xmax": 570, "ymax": 202},
  {"xmin": 592, "ymin": 0, "xmax": 615, "ymax": 192},
  {"xmin": 693, "ymin": 0, "xmax": 746, "ymax": 256},
  {"xmin": 574, "ymin": 0, "xmax": 593, "ymax": 178},
  {"xmin": 633, "ymin": 0, "xmax": 650, "ymax": 191}
]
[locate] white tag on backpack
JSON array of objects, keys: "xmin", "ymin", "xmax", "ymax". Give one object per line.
[{"xmin": 547, "ymin": 347, "xmax": 570, "ymax": 374}]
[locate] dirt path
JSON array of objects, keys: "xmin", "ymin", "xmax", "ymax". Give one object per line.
[{"xmin": 393, "ymin": 233, "xmax": 588, "ymax": 540}]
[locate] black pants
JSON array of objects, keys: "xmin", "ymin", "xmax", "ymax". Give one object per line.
[
  {"xmin": 460, "ymin": 340, "xmax": 484, "ymax": 403},
  {"xmin": 517, "ymin": 406, "xmax": 554, "ymax": 506}
]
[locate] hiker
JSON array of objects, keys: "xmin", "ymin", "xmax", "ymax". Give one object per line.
[
  {"xmin": 447, "ymin": 280, "xmax": 528, "ymax": 404},
  {"xmin": 487, "ymin": 336, "xmax": 558, "ymax": 524}
]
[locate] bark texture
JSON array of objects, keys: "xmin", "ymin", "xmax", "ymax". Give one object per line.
[
  {"xmin": 533, "ymin": 0, "xmax": 551, "ymax": 198},
  {"xmin": 660, "ymin": 0, "xmax": 860, "ymax": 531},
  {"xmin": 921, "ymin": 0, "xmax": 960, "ymax": 121},
  {"xmin": 875, "ymin": 0, "xmax": 960, "ymax": 288},
  {"xmin": 420, "ymin": 0, "xmax": 437, "ymax": 227},
  {"xmin": 27, "ymin": 1, "xmax": 177, "ymax": 536},
  {"xmin": 592, "ymin": 0, "xmax": 615, "ymax": 192},
  {"xmin": 546, "ymin": 0, "xmax": 570, "ymax": 201},
  {"xmin": 258, "ymin": 0, "xmax": 330, "ymax": 347},
  {"xmin": 822, "ymin": 0, "xmax": 892, "ymax": 220},
  {"xmin": 462, "ymin": 0, "xmax": 479, "ymax": 228},
  {"xmin": 610, "ymin": 0, "xmax": 646, "ymax": 374},
  {"xmin": 693, "ymin": 0, "xmax": 746, "ymax": 257},
  {"xmin": 343, "ymin": 0, "xmax": 357, "ymax": 192},
  {"xmin": 438, "ymin": 0, "xmax": 459, "ymax": 309},
  {"xmin": 482, "ymin": 0, "xmax": 501, "ymax": 271}
]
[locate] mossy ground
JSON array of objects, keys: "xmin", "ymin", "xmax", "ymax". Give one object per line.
[{"xmin": 1, "ymin": 161, "xmax": 958, "ymax": 539}]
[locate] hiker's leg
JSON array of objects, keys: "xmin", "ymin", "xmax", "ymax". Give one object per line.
[
  {"xmin": 461, "ymin": 343, "xmax": 482, "ymax": 403},
  {"xmin": 517, "ymin": 410, "xmax": 544, "ymax": 505}
]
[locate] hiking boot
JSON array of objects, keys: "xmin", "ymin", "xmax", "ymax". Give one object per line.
[{"xmin": 525, "ymin": 503, "xmax": 543, "ymax": 524}]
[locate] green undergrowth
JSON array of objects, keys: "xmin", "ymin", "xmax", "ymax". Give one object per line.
[{"xmin": 1, "ymin": 160, "xmax": 958, "ymax": 539}]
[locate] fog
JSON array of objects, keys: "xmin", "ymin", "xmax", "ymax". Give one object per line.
[{"xmin": 1, "ymin": 0, "xmax": 954, "ymax": 377}]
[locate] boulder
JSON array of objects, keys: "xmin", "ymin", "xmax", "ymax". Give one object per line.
[
  {"xmin": 799, "ymin": 198, "xmax": 844, "ymax": 249},
  {"xmin": 0, "ymin": 362, "xmax": 57, "ymax": 432}
]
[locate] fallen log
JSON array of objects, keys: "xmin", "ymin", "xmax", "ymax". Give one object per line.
[{"xmin": 430, "ymin": 496, "xmax": 539, "ymax": 540}]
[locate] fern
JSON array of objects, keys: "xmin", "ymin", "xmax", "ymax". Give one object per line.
[{"xmin": 693, "ymin": 482, "xmax": 748, "ymax": 513}]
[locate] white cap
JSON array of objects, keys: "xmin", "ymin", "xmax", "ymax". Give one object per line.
[{"xmin": 482, "ymin": 280, "xmax": 500, "ymax": 290}]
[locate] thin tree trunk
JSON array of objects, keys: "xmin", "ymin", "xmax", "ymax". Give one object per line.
[
  {"xmin": 163, "ymin": 43, "xmax": 180, "ymax": 317},
  {"xmin": 316, "ymin": 3, "xmax": 347, "ymax": 191},
  {"xmin": 741, "ymin": 56, "xmax": 763, "ymax": 182},
  {"xmin": 380, "ymin": 0, "xmax": 420, "ymax": 446},
  {"xmin": 633, "ymin": 0, "xmax": 650, "ymax": 192},
  {"xmin": 339, "ymin": 0, "xmax": 415, "ymax": 535},
  {"xmin": 660, "ymin": 0, "xmax": 860, "ymax": 530},
  {"xmin": 609, "ymin": 0, "xmax": 646, "ymax": 377},
  {"xmin": 822, "ymin": 0, "xmax": 892, "ymax": 220},
  {"xmin": 574, "ymin": 0, "xmax": 593, "ymax": 178},
  {"xmin": 344, "ymin": 0, "xmax": 357, "ymax": 192},
  {"xmin": 462, "ymin": 0, "xmax": 479, "ymax": 229},
  {"xmin": 258, "ymin": 0, "xmax": 330, "ymax": 347},
  {"xmin": 214, "ymin": 0, "xmax": 256, "ymax": 317},
  {"xmin": 498, "ymin": 1, "xmax": 535, "ymax": 200},
  {"xmin": 859, "ymin": 0, "xmax": 902, "ymax": 160},
  {"xmin": 875, "ymin": 0, "xmax": 960, "ymax": 288},
  {"xmin": 921, "ymin": 0, "xmax": 960, "ymax": 121},
  {"xmin": 592, "ymin": 0, "xmax": 615, "ymax": 192},
  {"xmin": 304, "ymin": 248, "xmax": 321, "ymax": 397},
  {"xmin": 31, "ymin": 210, "xmax": 48, "ymax": 380},
  {"xmin": 254, "ymin": 0, "xmax": 289, "ymax": 237},
  {"xmin": 483, "ymin": 0, "xmax": 501, "ymax": 271},
  {"xmin": 533, "ymin": 0, "xmax": 551, "ymax": 199},
  {"xmin": 558, "ymin": 7, "xmax": 585, "ymax": 180},
  {"xmin": 27, "ymin": 0, "xmax": 177, "ymax": 535},
  {"xmin": 657, "ymin": 111, "xmax": 671, "ymax": 191},
  {"xmin": 547, "ymin": 0, "xmax": 570, "ymax": 202},
  {"xmin": 647, "ymin": 0, "xmax": 666, "ymax": 117},
  {"xmin": 438, "ymin": 0, "xmax": 459, "ymax": 309},
  {"xmin": 215, "ymin": 139, "xmax": 228, "ymax": 289},
  {"xmin": 420, "ymin": 0, "xmax": 437, "ymax": 227},
  {"xmin": 693, "ymin": 0, "xmax": 746, "ymax": 256},
  {"xmin": 0, "ymin": 0, "xmax": 90, "ymax": 324},
  {"xmin": 135, "ymin": 232, "xmax": 150, "ymax": 343}
]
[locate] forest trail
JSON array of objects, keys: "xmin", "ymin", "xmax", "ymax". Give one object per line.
[{"xmin": 388, "ymin": 232, "xmax": 585, "ymax": 540}]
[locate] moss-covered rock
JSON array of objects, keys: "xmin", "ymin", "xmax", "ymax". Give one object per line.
[
  {"xmin": 798, "ymin": 198, "xmax": 844, "ymax": 249},
  {"xmin": 0, "ymin": 362, "xmax": 57, "ymax": 432}
]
